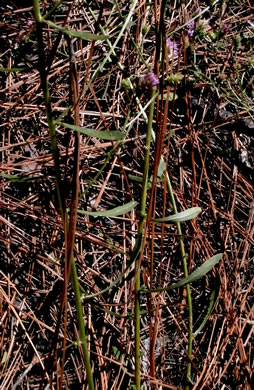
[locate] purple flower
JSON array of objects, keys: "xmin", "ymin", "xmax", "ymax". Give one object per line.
[
  {"xmin": 27, "ymin": 19, "xmax": 34, "ymax": 27},
  {"xmin": 187, "ymin": 20, "xmax": 195, "ymax": 37},
  {"xmin": 145, "ymin": 72, "xmax": 159, "ymax": 87},
  {"xmin": 166, "ymin": 38, "xmax": 179, "ymax": 59},
  {"xmin": 223, "ymin": 24, "xmax": 230, "ymax": 32}
]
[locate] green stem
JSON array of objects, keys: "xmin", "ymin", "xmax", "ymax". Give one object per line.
[
  {"xmin": 71, "ymin": 260, "xmax": 95, "ymax": 390},
  {"xmin": 135, "ymin": 87, "xmax": 157, "ymax": 390},
  {"xmin": 33, "ymin": 1, "xmax": 64, "ymax": 216},
  {"xmin": 125, "ymin": 72, "xmax": 193, "ymax": 386},
  {"xmin": 33, "ymin": 2, "xmax": 94, "ymax": 388},
  {"xmin": 166, "ymin": 174, "xmax": 193, "ymax": 390},
  {"xmin": 33, "ymin": 0, "xmax": 42, "ymax": 22}
]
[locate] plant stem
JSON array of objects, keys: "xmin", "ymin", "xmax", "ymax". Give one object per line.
[
  {"xmin": 166, "ymin": 176, "xmax": 193, "ymax": 390},
  {"xmin": 135, "ymin": 87, "xmax": 157, "ymax": 390},
  {"xmin": 33, "ymin": 0, "xmax": 64, "ymax": 216},
  {"xmin": 124, "ymin": 69, "xmax": 193, "ymax": 386},
  {"xmin": 32, "ymin": 2, "xmax": 94, "ymax": 388},
  {"xmin": 71, "ymin": 260, "xmax": 94, "ymax": 390}
]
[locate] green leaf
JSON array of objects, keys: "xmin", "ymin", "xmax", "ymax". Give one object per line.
[
  {"xmin": 0, "ymin": 173, "xmax": 35, "ymax": 183},
  {"xmin": 128, "ymin": 168, "xmax": 164, "ymax": 185},
  {"xmin": 45, "ymin": 20, "xmax": 108, "ymax": 41},
  {"xmin": 193, "ymin": 280, "xmax": 220, "ymax": 338},
  {"xmin": 170, "ymin": 253, "xmax": 223, "ymax": 288},
  {"xmin": 157, "ymin": 158, "xmax": 165, "ymax": 179},
  {"xmin": 151, "ymin": 207, "xmax": 202, "ymax": 223},
  {"xmin": 76, "ymin": 200, "xmax": 138, "ymax": 217},
  {"xmin": 1, "ymin": 350, "xmax": 7, "ymax": 364},
  {"xmin": 0, "ymin": 67, "xmax": 26, "ymax": 72},
  {"xmin": 55, "ymin": 121, "xmax": 125, "ymax": 141},
  {"xmin": 141, "ymin": 253, "xmax": 223, "ymax": 293},
  {"xmin": 128, "ymin": 175, "xmax": 143, "ymax": 183},
  {"xmin": 112, "ymin": 346, "xmax": 121, "ymax": 360}
]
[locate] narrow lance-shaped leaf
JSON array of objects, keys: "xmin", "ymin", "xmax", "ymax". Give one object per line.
[
  {"xmin": 128, "ymin": 174, "xmax": 161, "ymax": 189},
  {"xmin": 76, "ymin": 200, "xmax": 138, "ymax": 217},
  {"xmin": 45, "ymin": 20, "xmax": 108, "ymax": 41},
  {"xmin": 128, "ymin": 175, "xmax": 143, "ymax": 183},
  {"xmin": 157, "ymin": 158, "xmax": 166, "ymax": 179},
  {"xmin": 0, "ymin": 67, "xmax": 26, "ymax": 72},
  {"xmin": 56, "ymin": 121, "xmax": 125, "ymax": 141},
  {"xmin": 151, "ymin": 207, "xmax": 202, "ymax": 223},
  {"xmin": 141, "ymin": 253, "xmax": 223, "ymax": 293},
  {"xmin": 193, "ymin": 281, "xmax": 221, "ymax": 338},
  {"xmin": 0, "ymin": 173, "xmax": 37, "ymax": 183},
  {"xmin": 129, "ymin": 160, "xmax": 165, "ymax": 185}
]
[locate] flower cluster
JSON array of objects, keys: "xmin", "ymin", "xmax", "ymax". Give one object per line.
[
  {"xmin": 187, "ymin": 20, "xmax": 195, "ymax": 38},
  {"xmin": 144, "ymin": 72, "xmax": 159, "ymax": 87},
  {"xmin": 27, "ymin": 19, "xmax": 34, "ymax": 27},
  {"xmin": 223, "ymin": 24, "xmax": 230, "ymax": 33},
  {"xmin": 166, "ymin": 38, "xmax": 179, "ymax": 59}
]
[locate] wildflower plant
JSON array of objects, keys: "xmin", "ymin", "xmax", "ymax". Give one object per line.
[{"xmin": 1, "ymin": 1, "xmax": 253, "ymax": 390}]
